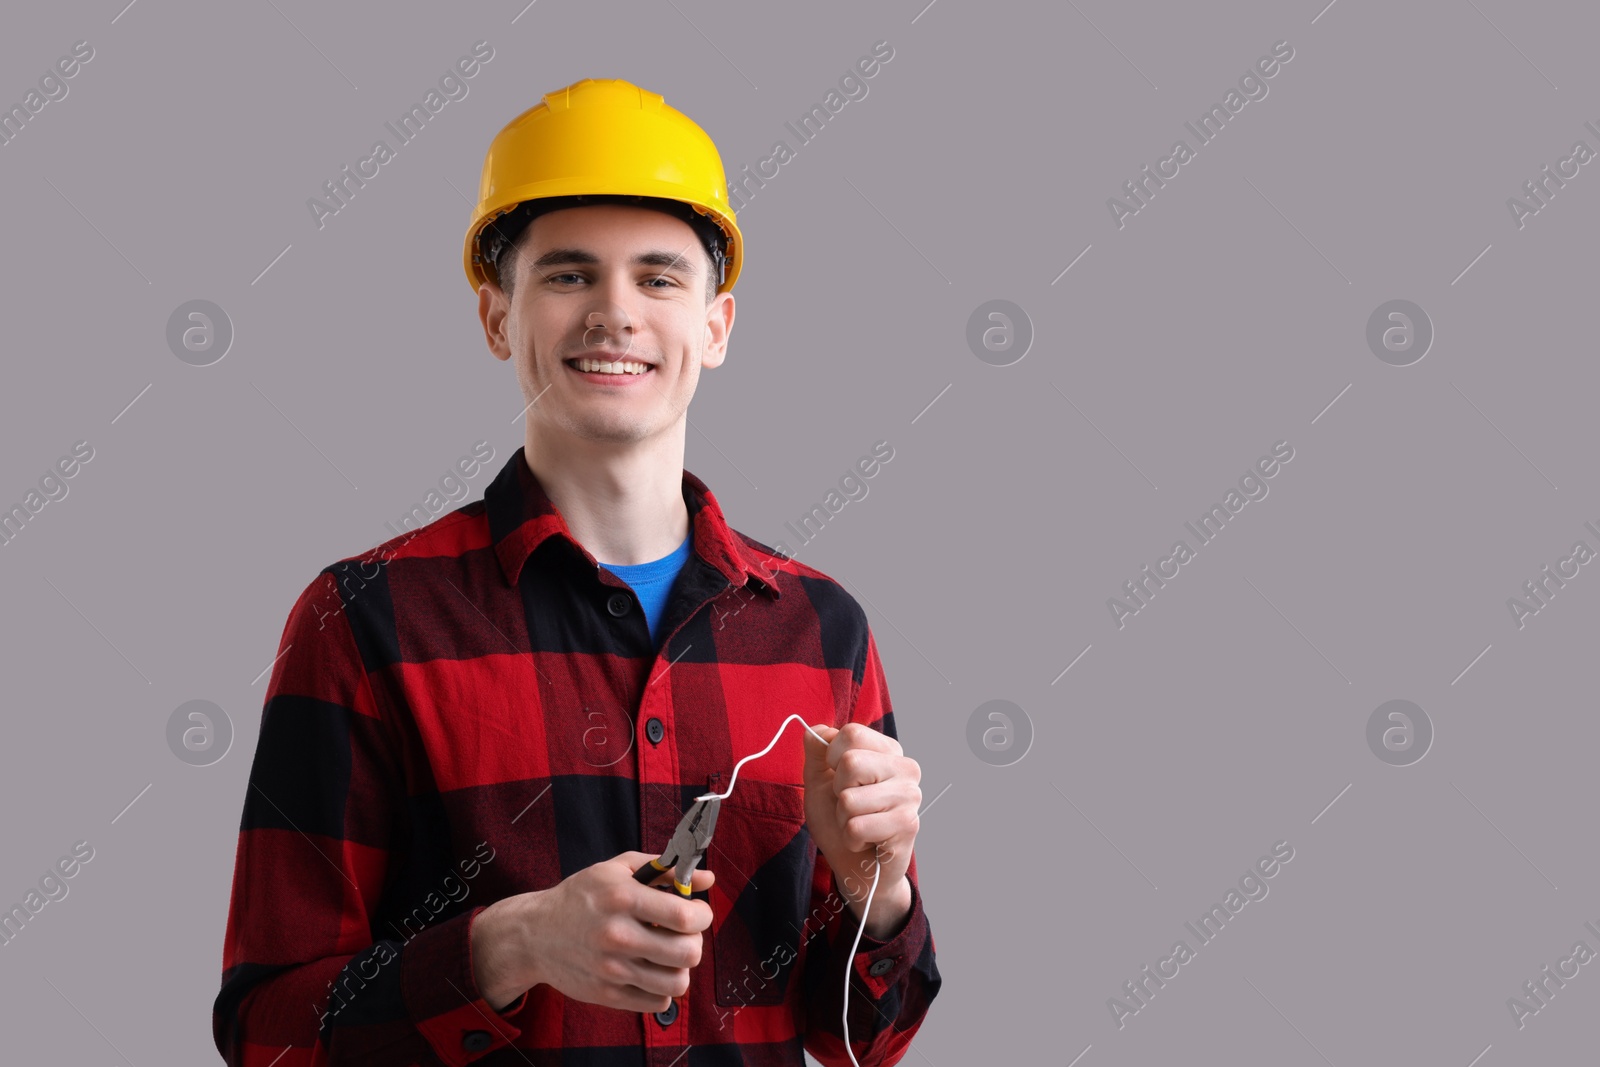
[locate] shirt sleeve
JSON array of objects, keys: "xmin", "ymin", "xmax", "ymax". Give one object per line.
[
  {"xmin": 801, "ymin": 625, "xmax": 943, "ymax": 1067},
  {"xmin": 212, "ymin": 568, "xmax": 531, "ymax": 1067}
]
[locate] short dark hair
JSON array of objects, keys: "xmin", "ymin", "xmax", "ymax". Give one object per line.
[{"xmin": 482, "ymin": 194, "xmax": 726, "ymax": 305}]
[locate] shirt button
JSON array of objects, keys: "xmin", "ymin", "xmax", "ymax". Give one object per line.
[
  {"xmin": 645, "ymin": 717, "xmax": 665, "ymax": 744},
  {"xmin": 654, "ymin": 999, "xmax": 679, "ymax": 1026},
  {"xmin": 868, "ymin": 957, "xmax": 896, "ymax": 976},
  {"xmin": 462, "ymin": 1029, "xmax": 493, "ymax": 1051},
  {"xmin": 606, "ymin": 592, "xmax": 632, "ymax": 617}
]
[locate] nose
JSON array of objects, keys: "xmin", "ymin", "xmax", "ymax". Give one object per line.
[{"xmin": 579, "ymin": 277, "xmax": 636, "ymax": 358}]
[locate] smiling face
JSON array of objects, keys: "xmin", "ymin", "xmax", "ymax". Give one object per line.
[{"xmin": 478, "ymin": 202, "xmax": 735, "ymax": 451}]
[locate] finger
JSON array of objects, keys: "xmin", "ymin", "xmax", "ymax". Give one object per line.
[
  {"xmin": 615, "ymin": 850, "xmax": 667, "ymax": 876},
  {"xmin": 621, "ymin": 922, "xmax": 705, "ymax": 974},
  {"xmin": 837, "ymin": 779, "xmax": 915, "ymax": 816},
  {"xmin": 623, "ymin": 953, "xmax": 698, "ymax": 995},
  {"xmin": 841, "ymin": 810, "xmax": 912, "ymax": 851},
  {"xmin": 833, "ymin": 747, "xmax": 902, "ymax": 790},
  {"xmin": 613, "ymin": 850, "xmax": 713, "ymax": 886},
  {"xmin": 609, "ymin": 982, "xmax": 677, "ymax": 1014},
  {"xmin": 802, "ymin": 723, "xmax": 838, "ymax": 771},
  {"xmin": 633, "ymin": 865, "xmax": 717, "ymax": 898},
  {"xmin": 640, "ymin": 864, "xmax": 714, "ymax": 889},
  {"xmin": 834, "ymin": 722, "xmax": 899, "ymax": 759},
  {"xmin": 630, "ymin": 882, "xmax": 715, "ymax": 933}
]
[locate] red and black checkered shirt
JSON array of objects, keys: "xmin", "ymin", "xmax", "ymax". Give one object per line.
[{"xmin": 213, "ymin": 446, "xmax": 941, "ymax": 1066}]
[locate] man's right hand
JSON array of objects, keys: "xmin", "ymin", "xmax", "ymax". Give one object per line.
[{"xmin": 470, "ymin": 850, "xmax": 716, "ymax": 1013}]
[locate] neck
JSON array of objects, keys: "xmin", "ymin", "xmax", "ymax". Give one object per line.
[{"xmin": 522, "ymin": 422, "xmax": 690, "ymax": 566}]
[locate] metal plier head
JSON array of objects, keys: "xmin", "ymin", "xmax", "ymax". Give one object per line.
[{"xmin": 632, "ymin": 794, "xmax": 721, "ymax": 897}]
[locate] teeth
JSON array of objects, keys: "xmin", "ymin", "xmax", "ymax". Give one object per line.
[{"xmin": 571, "ymin": 357, "xmax": 650, "ymax": 375}]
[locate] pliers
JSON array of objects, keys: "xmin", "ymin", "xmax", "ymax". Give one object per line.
[{"xmin": 632, "ymin": 794, "xmax": 721, "ymax": 897}]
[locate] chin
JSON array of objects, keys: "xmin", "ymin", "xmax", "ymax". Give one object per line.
[{"xmin": 570, "ymin": 418, "xmax": 656, "ymax": 445}]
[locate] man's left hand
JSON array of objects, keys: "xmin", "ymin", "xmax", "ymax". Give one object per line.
[{"xmin": 801, "ymin": 723, "xmax": 920, "ymax": 938}]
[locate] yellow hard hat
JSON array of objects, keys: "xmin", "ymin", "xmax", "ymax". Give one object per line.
[{"xmin": 463, "ymin": 77, "xmax": 743, "ymax": 294}]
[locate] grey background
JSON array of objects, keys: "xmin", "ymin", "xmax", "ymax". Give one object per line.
[{"xmin": 2, "ymin": 0, "xmax": 1596, "ymax": 1063}]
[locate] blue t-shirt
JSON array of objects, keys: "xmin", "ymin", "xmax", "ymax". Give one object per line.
[{"xmin": 599, "ymin": 533, "xmax": 693, "ymax": 646}]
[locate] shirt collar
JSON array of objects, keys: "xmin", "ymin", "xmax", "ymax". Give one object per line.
[{"xmin": 485, "ymin": 445, "xmax": 781, "ymax": 600}]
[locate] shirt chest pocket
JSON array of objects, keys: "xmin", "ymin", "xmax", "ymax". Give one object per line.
[{"xmin": 710, "ymin": 782, "xmax": 812, "ymax": 1008}]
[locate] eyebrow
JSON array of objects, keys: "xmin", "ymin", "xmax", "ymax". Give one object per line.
[{"xmin": 528, "ymin": 247, "xmax": 700, "ymax": 277}]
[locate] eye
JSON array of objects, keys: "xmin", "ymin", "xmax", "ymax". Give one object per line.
[
  {"xmin": 547, "ymin": 272, "xmax": 584, "ymax": 285},
  {"xmin": 643, "ymin": 275, "xmax": 677, "ymax": 289}
]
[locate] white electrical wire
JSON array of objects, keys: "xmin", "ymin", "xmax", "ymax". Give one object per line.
[{"xmin": 696, "ymin": 713, "xmax": 881, "ymax": 1067}]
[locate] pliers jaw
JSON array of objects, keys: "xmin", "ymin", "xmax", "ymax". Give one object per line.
[{"xmin": 634, "ymin": 795, "xmax": 721, "ymax": 896}]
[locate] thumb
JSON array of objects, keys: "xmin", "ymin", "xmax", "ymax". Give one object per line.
[
  {"xmin": 614, "ymin": 851, "xmax": 716, "ymax": 893},
  {"xmin": 803, "ymin": 723, "xmax": 839, "ymax": 773},
  {"xmin": 615, "ymin": 850, "xmax": 659, "ymax": 872}
]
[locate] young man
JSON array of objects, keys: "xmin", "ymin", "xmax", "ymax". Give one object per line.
[{"xmin": 213, "ymin": 78, "xmax": 940, "ymax": 1066}]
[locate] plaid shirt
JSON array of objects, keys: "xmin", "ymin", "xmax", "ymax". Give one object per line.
[{"xmin": 213, "ymin": 446, "xmax": 941, "ymax": 1066}]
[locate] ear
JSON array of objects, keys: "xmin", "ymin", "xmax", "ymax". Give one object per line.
[
  {"xmin": 478, "ymin": 280, "xmax": 512, "ymax": 363},
  {"xmin": 700, "ymin": 291, "xmax": 735, "ymax": 370}
]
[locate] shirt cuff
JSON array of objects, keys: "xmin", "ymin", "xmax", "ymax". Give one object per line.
[
  {"xmin": 837, "ymin": 874, "xmax": 929, "ymax": 998},
  {"xmin": 402, "ymin": 905, "xmax": 528, "ymax": 1066}
]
